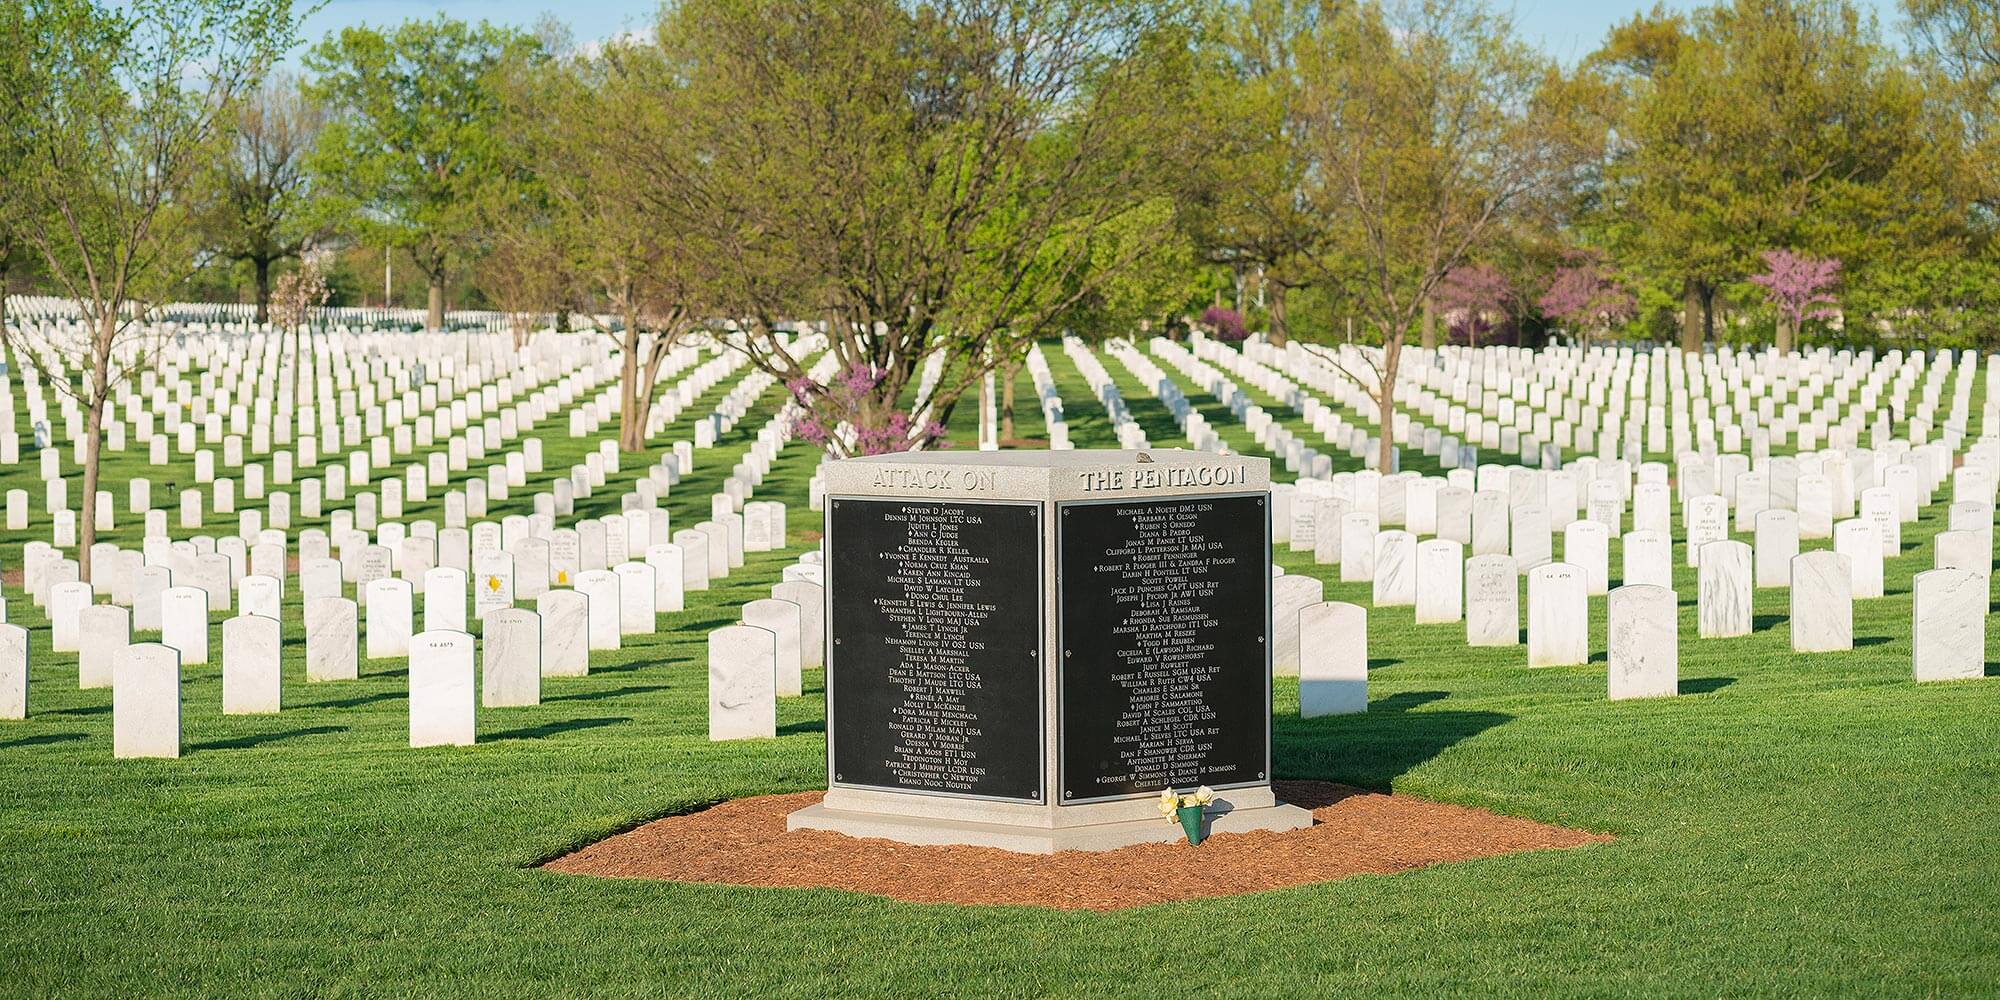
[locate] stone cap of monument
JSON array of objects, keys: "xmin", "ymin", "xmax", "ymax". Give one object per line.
[{"xmin": 826, "ymin": 448, "xmax": 1271, "ymax": 501}]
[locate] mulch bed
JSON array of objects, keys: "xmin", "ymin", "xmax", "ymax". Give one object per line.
[{"xmin": 542, "ymin": 780, "xmax": 1610, "ymax": 910}]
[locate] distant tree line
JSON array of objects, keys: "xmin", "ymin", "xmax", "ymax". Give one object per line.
[{"xmin": 7, "ymin": 0, "xmax": 2000, "ymax": 464}]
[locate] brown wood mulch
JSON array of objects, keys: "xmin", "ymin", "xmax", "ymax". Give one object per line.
[{"xmin": 541, "ymin": 780, "xmax": 1610, "ymax": 911}]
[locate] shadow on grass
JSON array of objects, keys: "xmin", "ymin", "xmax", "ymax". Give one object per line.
[
  {"xmin": 586, "ymin": 661, "xmax": 653, "ymax": 675},
  {"xmin": 545, "ymin": 685, "xmax": 669, "ymax": 703},
  {"xmin": 0, "ymin": 732, "xmax": 86, "ymax": 748},
  {"xmin": 311, "ymin": 691, "xmax": 400, "ymax": 709},
  {"xmin": 1367, "ymin": 657, "xmax": 1403, "ymax": 670},
  {"xmin": 485, "ymin": 716, "xmax": 630, "ymax": 742},
  {"xmin": 1369, "ymin": 690, "xmax": 1448, "ymax": 712},
  {"xmin": 1753, "ymin": 614, "xmax": 1789, "ymax": 632},
  {"xmin": 777, "ymin": 719, "xmax": 825, "ymax": 736},
  {"xmin": 1275, "ymin": 694, "xmax": 1508, "ymax": 790},
  {"xmin": 53, "ymin": 705, "xmax": 109, "ymax": 717},
  {"xmin": 1679, "ymin": 676, "xmax": 1735, "ymax": 695},
  {"xmin": 192, "ymin": 725, "xmax": 348, "ymax": 752},
  {"xmin": 1854, "ymin": 636, "xmax": 1893, "ymax": 648}
]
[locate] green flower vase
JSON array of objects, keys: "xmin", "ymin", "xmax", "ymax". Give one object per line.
[{"xmin": 1176, "ymin": 803, "xmax": 1206, "ymax": 846}]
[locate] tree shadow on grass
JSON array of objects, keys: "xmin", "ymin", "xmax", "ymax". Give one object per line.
[
  {"xmin": 0, "ymin": 732, "xmax": 86, "ymax": 749},
  {"xmin": 545, "ymin": 684, "xmax": 668, "ymax": 704},
  {"xmin": 1275, "ymin": 694, "xmax": 1509, "ymax": 791},
  {"xmin": 1679, "ymin": 676, "xmax": 1735, "ymax": 694},
  {"xmin": 484, "ymin": 716, "xmax": 630, "ymax": 742},
  {"xmin": 192, "ymin": 725, "xmax": 348, "ymax": 752}
]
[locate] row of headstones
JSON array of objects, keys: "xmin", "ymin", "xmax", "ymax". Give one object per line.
[
  {"xmin": 1061, "ymin": 336, "xmax": 1150, "ymax": 450},
  {"xmin": 15, "ymin": 351, "xmax": 803, "ymax": 602},
  {"xmin": 14, "ymin": 540, "xmax": 832, "ymax": 754},
  {"xmin": 13, "ymin": 337, "xmax": 810, "ymax": 626},
  {"xmin": 1277, "ymin": 566, "xmax": 1988, "ymax": 724},
  {"xmin": 15, "ymin": 329, "xmax": 786, "ymax": 553},
  {"xmin": 1253, "ymin": 337, "xmax": 1976, "ymax": 471},
  {"xmin": 12, "ymin": 327, "xmax": 577, "ymax": 472},
  {"xmin": 1273, "ymin": 526, "xmax": 1991, "ymax": 665},
  {"xmin": 1023, "ymin": 345, "xmax": 1074, "ymax": 450},
  {"xmin": 24, "ymin": 338, "xmax": 707, "ymax": 530},
  {"xmin": 1405, "ymin": 340, "xmax": 1977, "ymax": 445},
  {"xmin": 708, "ymin": 550, "xmax": 832, "ymax": 740},
  {"xmin": 1243, "ymin": 336, "xmax": 1975, "ymax": 479}
]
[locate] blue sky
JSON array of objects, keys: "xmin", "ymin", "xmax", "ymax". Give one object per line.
[{"xmin": 290, "ymin": 0, "xmax": 1908, "ymax": 66}]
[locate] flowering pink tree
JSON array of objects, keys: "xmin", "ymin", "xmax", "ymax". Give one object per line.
[
  {"xmin": 1537, "ymin": 256, "xmax": 1634, "ymax": 345},
  {"xmin": 1200, "ymin": 306, "xmax": 1248, "ymax": 342},
  {"xmin": 787, "ymin": 362, "xmax": 948, "ymax": 457},
  {"xmin": 1435, "ymin": 264, "xmax": 1512, "ymax": 346},
  {"xmin": 1747, "ymin": 249, "xmax": 1840, "ymax": 353}
]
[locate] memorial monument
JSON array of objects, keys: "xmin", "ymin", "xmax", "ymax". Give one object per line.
[{"xmin": 787, "ymin": 450, "xmax": 1314, "ymax": 852}]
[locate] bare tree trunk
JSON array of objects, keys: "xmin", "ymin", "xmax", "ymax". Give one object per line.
[
  {"xmin": 1268, "ymin": 282, "xmax": 1290, "ymax": 347},
  {"xmin": 1000, "ymin": 359, "xmax": 1019, "ymax": 441},
  {"xmin": 618, "ymin": 313, "xmax": 643, "ymax": 452},
  {"xmin": 427, "ymin": 279, "xmax": 446, "ymax": 332},
  {"xmin": 1376, "ymin": 336, "xmax": 1401, "ymax": 473},
  {"xmin": 78, "ymin": 315, "xmax": 112, "ymax": 583},
  {"xmin": 0, "ymin": 256, "xmax": 11, "ymax": 331},
  {"xmin": 1421, "ymin": 296, "xmax": 1437, "ymax": 351},
  {"xmin": 978, "ymin": 365, "xmax": 993, "ymax": 446},
  {"xmin": 254, "ymin": 256, "xmax": 272, "ymax": 325},
  {"xmin": 1680, "ymin": 277, "xmax": 1704, "ymax": 353},
  {"xmin": 1775, "ymin": 315, "xmax": 1794, "ymax": 355}
]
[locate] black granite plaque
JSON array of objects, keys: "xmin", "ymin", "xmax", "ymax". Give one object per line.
[
  {"xmin": 1058, "ymin": 494, "xmax": 1269, "ymax": 802},
  {"xmin": 828, "ymin": 498, "xmax": 1043, "ymax": 802}
]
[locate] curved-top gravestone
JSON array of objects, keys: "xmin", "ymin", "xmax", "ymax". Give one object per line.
[{"xmin": 787, "ymin": 450, "xmax": 1313, "ymax": 853}]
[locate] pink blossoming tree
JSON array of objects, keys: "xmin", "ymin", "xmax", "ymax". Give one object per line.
[
  {"xmin": 1747, "ymin": 249, "xmax": 1840, "ymax": 354},
  {"xmin": 787, "ymin": 362, "xmax": 948, "ymax": 457},
  {"xmin": 1435, "ymin": 264, "xmax": 1512, "ymax": 347},
  {"xmin": 1537, "ymin": 255, "xmax": 1634, "ymax": 347}
]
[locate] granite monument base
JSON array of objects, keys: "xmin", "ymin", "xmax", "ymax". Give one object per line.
[{"xmin": 788, "ymin": 787, "xmax": 1313, "ymax": 854}]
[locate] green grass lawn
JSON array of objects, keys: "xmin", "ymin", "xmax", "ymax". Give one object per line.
[{"xmin": 0, "ymin": 340, "xmax": 1996, "ymax": 996}]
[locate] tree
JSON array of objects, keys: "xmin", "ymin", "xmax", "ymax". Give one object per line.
[
  {"xmin": 514, "ymin": 34, "xmax": 721, "ymax": 453},
  {"xmin": 1588, "ymin": 1, "xmax": 1942, "ymax": 352},
  {"xmin": 198, "ymin": 71, "xmax": 324, "ymax": 323},
  {"xmin": 1176, "ymin": 0, "xmax": 1329, "ymax": 345},
  {"xmin": 1537, "ymin": 252, "xmax": 1635, "ymax": 346},
  {"xmin": 305, "ymin": 17, "xmax": 542, "ymax": 332},
  {"xmin": 0, "ymin": 4, "xmax": 31, "ymax": 333},
  {"xmin": 1293, "ymin": 0, "xmax": 1574, "ymax": 471},
  {"xmin": 1433, "ymin": 264, "xmax": 1514, "ymax": 347},
  {"xmin": 652, "ymin": 0, "xmax": 1196, "ymax": 457},
  {"xmin": 1907, "ymin": 0, "xmax": 2000, "ymax": 211},
  {"xmin": 1747, "ymin": 248, "xmax": 1840, "ymax": 350},
  {"xmin": 269, "ymin": 245, "xmax": 331, "ymax": 403},
  {"xmin": 4, "ymin": 0, "xmax": 295, "ymax": 582}
]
